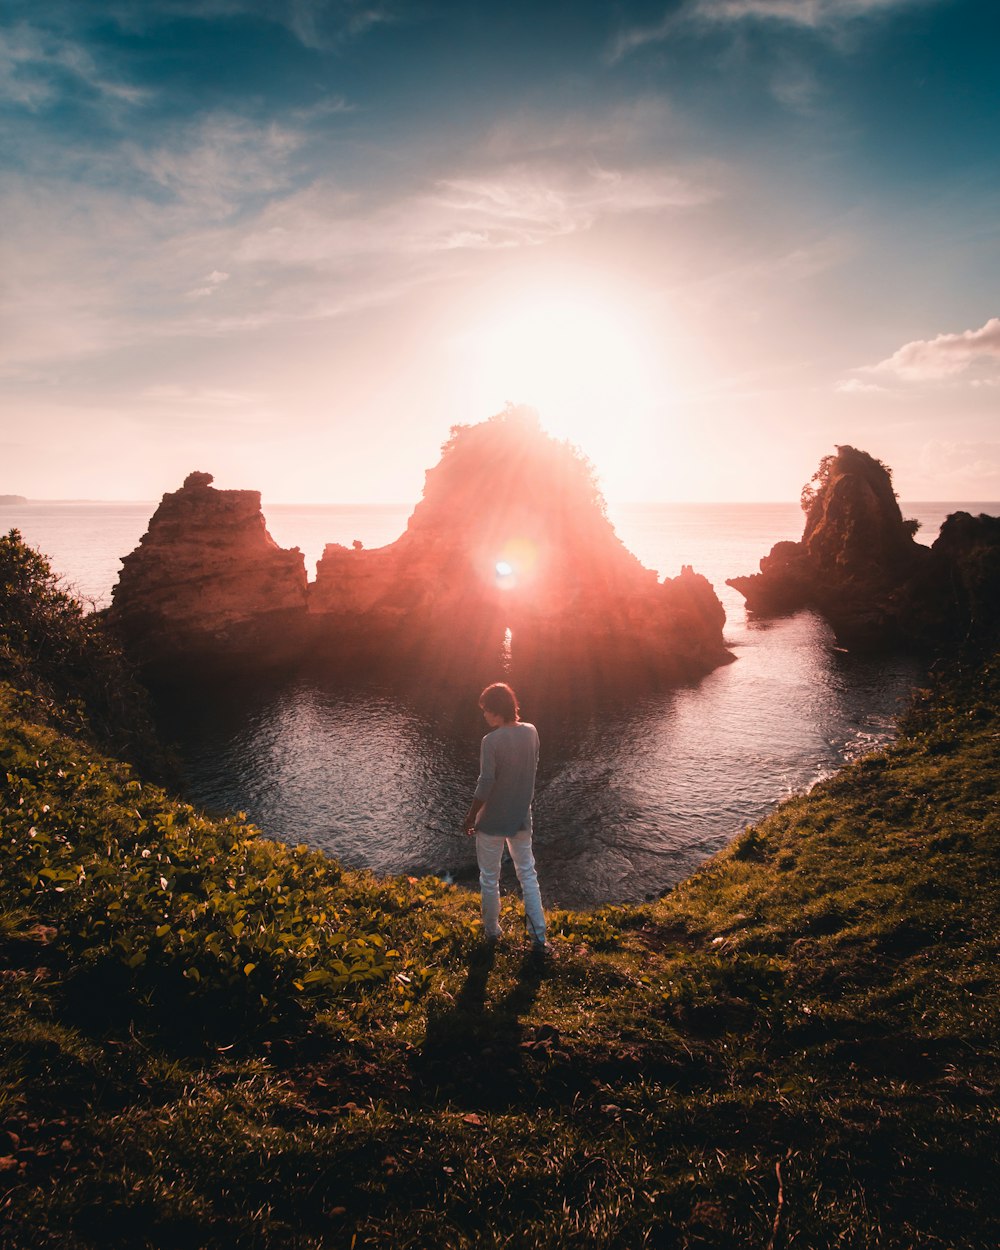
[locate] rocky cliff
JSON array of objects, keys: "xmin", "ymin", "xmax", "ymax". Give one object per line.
[
  {"xmin": 308, "ymin": 408, "xmax": 732, "ymax": 692},
  {"xmin": 728, "ymin": 446, "xmax": 999, "ymax": 650},
  {"xmin": 922, "ymin": 509, "xmax": 1000, "ymax": 643},
  {"xmin": 111, "ymin": 414, "xmax": 733, "ymax": 693},
  {"xmin": 110, "ymin": 472, "xmax": 308, "ymax": 669}
]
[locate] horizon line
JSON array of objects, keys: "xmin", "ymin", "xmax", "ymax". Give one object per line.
[{"xmin": 4, "ymin": 497, "xmax": 1000, "ymax": 509}]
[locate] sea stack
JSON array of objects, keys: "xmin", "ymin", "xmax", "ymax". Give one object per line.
[
  {"xmin": 727, "ymin": 446, "xmax": 1000, "ymax": 650},
  {"xmin": 309, "ymin": 407, "xmax": 732, "ymax": 691},
  {"xmin": 109, "ymin": 471, "xmax": 308, "ymax": 670},
  {"xmin": 110, "ymin": 413, "xmax": 734, "ymax": 693}
]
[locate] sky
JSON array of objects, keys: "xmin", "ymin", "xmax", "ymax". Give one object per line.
[{"xmin": 1, "ymin": 0, "xmax": 998, "ymax": 505}]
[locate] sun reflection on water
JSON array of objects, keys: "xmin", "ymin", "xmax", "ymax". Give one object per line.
[{"xmin": 501, "ymin": 626, "xmax": 513, "ymax": 674}]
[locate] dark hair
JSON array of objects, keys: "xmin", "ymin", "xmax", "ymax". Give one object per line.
[{"xmin": 479, "ymin": 682, "xmax": 519, "ymax": 722}]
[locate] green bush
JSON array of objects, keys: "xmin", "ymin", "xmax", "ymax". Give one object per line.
[
  {"xmin": 0, "ymin": 530, "xmax": 159, "ymax": 768},
  {"xmin": 0, "ymin": 698, "xmax": 437, "ymax": 1043}
]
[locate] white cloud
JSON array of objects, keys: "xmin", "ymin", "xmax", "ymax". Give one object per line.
[
  {"xmin": 0, "ymin": 140, "xmax": 716, "ymax": 376},
  {"xmin": 292, "ymin": 93, "xmax": 357, "ymax": 121},
  {"xmin": 0, "ymin": 26, "xmax": 56, "ymax": 107},
  {"xmin": 0, "ymin": 109, "xmax": 316, "ymax": 375},
  {"xmin": 140, "ymin": 384, "xmax": 263, "ymax": 412},
  {"xmin": 772, "ymin": 237, "xmax": 849, "ymax": 281},
  {"xmin": 610, "ymin": 0, "xmax": 936, "ymax": 60},
  {"xmin": 871, "ymin": 317, "xmax": 1000, "ymax": 381},
  {"xmin": 691, "ymin": 0, "xmax": 928, "ymax": 26},
  {"xmin": 0, "ymin": 179, "xmax": 152, "ymax": 373},
  {"xmin": 230, "ymin": 158, "xmax": 714, "ymax": 271},
  {"xmin": 768, "ymin": 61, "xmax": 823, "ymax": 111},
  {"xmin": 836, "ymin": 377, "xmax": 885, "ymax": 394},
  {"xmin": 608, "ymin": 11, "xmax": 678, "ymax": 63},
  {"xmin": 142, "ymin": 384, "xmax": 245, "ymax": 403},
  {"xmin": 428, "ymin": 162, "xmax": 713, "ymax": 250},
  {"xmin": 0, "ymin": 21, "xmax": 150, "ymax": 110},
  {"xmin": 918, "ymin": 439, "xmax": 1000, "ymax": 486},
  {"xmin": 186, "ymin": 270, "xmax": 230, "ymax": 299},
  {"xmin": 127, "ymin": 115, "xmax": 306, "ymax": 219},
  {"xmin": 481, "ymin": 95, "xmax": 680, "ymax": 161},
  {"xmin": 101, "ymin": 0, "xmax": 402, "ymax": 51}
]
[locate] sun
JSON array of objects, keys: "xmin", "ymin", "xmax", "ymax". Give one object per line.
[{"xmin": 457, "ymin": 284, "xmax": 659, "ymax": 480}]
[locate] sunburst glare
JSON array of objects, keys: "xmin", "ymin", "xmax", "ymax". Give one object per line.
[{"xmin": 459, "ymin": 285, "xmax": 660, "ymax": 484}]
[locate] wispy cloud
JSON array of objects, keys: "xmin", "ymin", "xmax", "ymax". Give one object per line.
[
  {"xmin": 0, "ymin": 177, "xmax": 154, "ymax": 373},
  {"xmin": 768, "ymin": 61, "xmax": 823, "ymax": 111},
  {"xmin": 0, "ymin": 21, "xmax": 150, "ymax": 110},
  {"xmin": 210, "ymin": 157, "xmax": 714, "ymax": 271},
  {"xmin": 690, "ymin": 0, "xmax": 930, "ymax": 26},
  {"xmin": 291, "ymin": 93, "xmax": 357, "ymax": 121},
  {"xmin": 186, "ymin": 270, "xmax": 230, "ymax": 300},
  {"xmin": 81, "ymin": 0, "xmax": 404, "ymax": 51},
  {"xmin": 0, "ymin": 142, "xmax": 716, "ymax": 377},
  {"xmin": 836, "ymin": 377, "xmax": 886, "ymax": 394},
  {"xmin": 211, "ymin": 0, "xmax": 402, "ymax": 49},
  {"xmin": 126, "ymin": 114, "xmax": 306, "ymax": 218},
  {"xmin": 608, "ymin": 11, "xmax": 680, "ymax": 65},
  {"xmin": 213, "ymin": 158, "xmax": 716, "ymax": 325},
  {"xmin": 428, "ymin": 162, "xmax": 714, "ymax": 250},
  {"xmin": 140, "ymin": 383, "xmax": 264, "ymax": 412},
  {"xmin": 918, "ymin": 439, "xmax": 1000, "ymax": 487},
  {"xmin": 610, "ymin": 0, "xmax": 937, "ymax": 61},
  {"xmin": 871, "ymin": 317, "xmax": 1000, "ymax": 381}
]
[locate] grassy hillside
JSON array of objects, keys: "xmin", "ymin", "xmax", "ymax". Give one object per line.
[
  {"xmin": 2, "ymin": 535, "xmax": 998, "ymax": 1247},
  {"xmin": 2, "ymin": 651, "xmax": 998, "ymax": 1249}
]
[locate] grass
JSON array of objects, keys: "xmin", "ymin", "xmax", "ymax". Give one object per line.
[{"xmin": 1, "ymin": 652, "xmax": 999, "ymax": 1248}]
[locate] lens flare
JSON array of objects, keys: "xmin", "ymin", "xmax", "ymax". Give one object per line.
[{"xmin": 489, "ymin": 539, "xmax": 540, "ymax": 591}]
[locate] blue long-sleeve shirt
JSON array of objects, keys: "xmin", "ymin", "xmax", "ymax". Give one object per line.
[{"xmin": 473, "ymin": 721, "xmax": 540, "ymax": 836}]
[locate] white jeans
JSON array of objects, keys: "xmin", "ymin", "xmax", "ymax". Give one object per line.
[{"xmin": 475, "ymin": 829, "xmax": 546, "ymax": 944}]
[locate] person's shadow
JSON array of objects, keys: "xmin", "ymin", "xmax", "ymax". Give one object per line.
[{"xmin": 415, "ymin": 943, "xmax": 549, "ymax": 1108}]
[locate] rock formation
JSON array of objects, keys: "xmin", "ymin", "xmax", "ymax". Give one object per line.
[
  {"xmin": 308, "ymin": 408, "xmax": 732, "ymax": 692},
  {"xmin": 111, "ymin": 414, "xmax": 733, "ymax": 693},
  {"xmin": 921, "ymin": 510, "xmax": 1000, "ymax": 643},
  {"xmin": 110, "ymin": 472, "xmax": 308, "ymax": 669},
  {"xmin": 728, "ymin": 446, "xmax": 1000, "ymax": 650}
]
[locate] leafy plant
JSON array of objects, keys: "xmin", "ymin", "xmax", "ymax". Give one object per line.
[
  {"xmin": 0, "ymin": 696, "xmax": 442, "ymax": 1042},
  {"xmin": 0, "ymin": 530, "xmax": 159, "ymax": 769}
]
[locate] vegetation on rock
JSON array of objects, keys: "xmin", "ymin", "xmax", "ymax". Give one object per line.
[
  {"xmin": 0, "ymin": 530, "xmax": 160, "ymax": 772},
  {"xmin": 312, "ymin": 406, "xmax": 732, "ymax": 695},
  {"xmin": 730, "ymin": 446, "xmax": 1000, "ymax": 651},
  {"xmin": 109, "ymin": 410, "xmax": 731, "ymax": 695}
]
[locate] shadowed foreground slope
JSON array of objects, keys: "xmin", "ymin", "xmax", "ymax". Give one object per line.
[{"xmin": 2, "ymin": 632, "xmax": 999, "ymax": 1246}]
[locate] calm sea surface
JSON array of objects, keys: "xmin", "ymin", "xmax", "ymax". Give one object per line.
[{"xmin": 5, "ymin": 498, "xmax": 995, "ymax": 908}]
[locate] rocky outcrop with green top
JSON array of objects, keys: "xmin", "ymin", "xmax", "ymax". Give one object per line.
[
  {"xmin": 110, "ymin": 413, "xmax": 733, "ymax": 693},
  {"xmin": 728, "ymin": 445, "xmax": 1000, "ymax": 649}
]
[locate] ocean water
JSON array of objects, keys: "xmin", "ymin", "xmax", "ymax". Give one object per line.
[{"xmin": 4, "ymin": 497, "xmax": 995, "ymax": 908}]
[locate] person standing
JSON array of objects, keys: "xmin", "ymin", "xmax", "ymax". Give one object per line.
[{"xmin": 463, "ymin": 682, "xmax": 547, "ymax": 951}]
